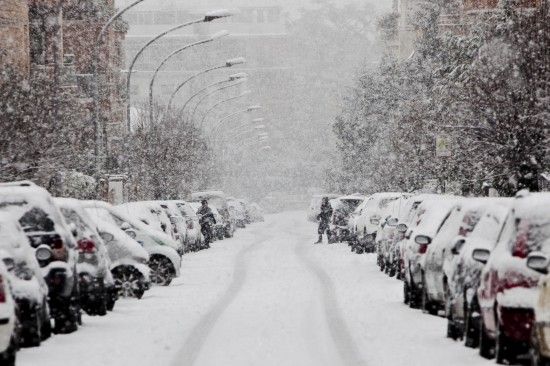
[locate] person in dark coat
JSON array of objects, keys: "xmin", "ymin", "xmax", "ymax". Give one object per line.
[
  {"xmin": 315, "ymin": 197, "xmax": 333, "ymax": 244},
  {"xmin": 198, "ymin": 199, "xmax": 216, "ymax": 247}
]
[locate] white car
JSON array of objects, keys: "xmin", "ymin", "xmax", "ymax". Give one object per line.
[
  {"xmin": 354, "ymin": 193, "xmax": 405, "ymax": 253},
  {"xmin": 0, "ymin": 213, "xmax": 50, "ymax": 347},
  {"xmin": 117, "ymin": 201, "xmax": 177, "ymax": 243},
  {"xmin": 83, "ymin": 201, "xmax": 181, "ymax": 286},
  {"xmin": 171, "ymin": 200, "xmax": 202, "ymax": 252},
  {"xmin": 0, "ymin": 260, "xmax": 17, "ymax": 366},
  {"xmin": 402, "ymin": 196, "xmax": 461, "ymax": 310}
]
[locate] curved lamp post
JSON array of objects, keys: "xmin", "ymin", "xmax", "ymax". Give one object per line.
[
  {"xmin": 175, "ymin": 74, "xmax": 247, "ymax": 118},
  {"xmin": 166, "ymin": 61, "xmax": 246, "ymax": 111},
  {"xmin": 93, "ymin": 0, "xmax": 146, "ymax": 175},
  {"xmin": 210, "ymin": 105, "xmax": 262, "ymax": 139},
  {"xmin": 199, "ymin": 90, "xmax": 251, "ymax": 127},
  {"xmin": 125, "ymin": 9, "xmax": 233, "ymax": 131},
  {"xmin": 148, "ymin": 30, "xmax": 229, "ymax": 124},
  {"xmin": 187, "ymin": 78, "xmax": 248, "ymax": 125}
]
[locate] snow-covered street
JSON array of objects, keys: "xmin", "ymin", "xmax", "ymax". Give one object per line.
[{"xmin": 18, "ymin": 212, "xmax": 492, "ymax": 366}]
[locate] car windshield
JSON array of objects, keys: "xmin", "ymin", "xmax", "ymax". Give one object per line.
[
  {"xmin": 516, "ymin": 217, "xmax": 550, "ymax": 253},
  {"xmin": 19, "ymin": 207, "xmax": 55, "ymax": 233}
]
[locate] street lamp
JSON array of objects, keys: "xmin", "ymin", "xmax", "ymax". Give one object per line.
[
  {"xmin": 210, "ymin": 105, "xmax": 262, "ymax": 136},
  {"xmin": 93, "ymin": 0, "xmax": 146, "ymax": 176},
  {"xmin": 199, "ymin": 90, "xmax": 252, "ymax": 127},
  {"xmin": 125, "ymin": 9, "xmax": 233, "ymax": 130},
  {"xmin": 175, "ymin": 74, "xmax": 248, "ymax": 119},
  {"xmin": 148, "ymin": 30, "xmax": 229, "ymax": 124},
  {"xmin": 166, "ymin": 61, "xmax": 246, "ymax": 111},
  {"xmin": 188, "ymin": 78, "xmax": 249, "ymax": 124}
]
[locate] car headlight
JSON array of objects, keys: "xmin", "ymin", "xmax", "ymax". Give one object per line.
[{"xmin": 36, "ymin": 245, "xmax": 53, "ymax": 262}]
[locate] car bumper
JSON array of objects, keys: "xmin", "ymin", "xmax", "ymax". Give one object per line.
[{"xmin": 499, "ymin": 306, "xmax": 534, "ymax": 341}]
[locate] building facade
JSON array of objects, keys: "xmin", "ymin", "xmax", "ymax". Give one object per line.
[{"xmin": 0, "ymin": 0, "xmax": 30, "ymax": 75}]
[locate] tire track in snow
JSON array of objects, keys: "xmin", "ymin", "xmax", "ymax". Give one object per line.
[
  {"xmin": 171, "ymin": 235, "xmax": 268, "ymax": 366},
  {"xmin": 294, "ymin": 233, "xmax": 367, "ymax": 366}
]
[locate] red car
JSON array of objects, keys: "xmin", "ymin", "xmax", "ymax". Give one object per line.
[{"xmin": 477, "ymin": 192, "xmax": 550, "ymax": 364}]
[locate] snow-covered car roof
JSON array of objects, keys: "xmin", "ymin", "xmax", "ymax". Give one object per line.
[
  {"xmin": 0, "ymin": 184, "xmax": 72, "ymax": 238},
  {"xmin": 513, "ymin": 192, "xmax": 550, "ymax": 219},
  {"xmin": 81, "ymin": 200, "xmax": 179, "ymax": 252},
  {"xmin": 92, "ymin": 217, "xmax": 149, "ymax": 264},
  {"xmin": 413, "ymin": 197, "xmax": 462, "ymax": 239},
  {"xmin": 190, "ymin": 191, "xmax": 227, "ymax": 200},
  {"xmin": 117, "ymin": 201, "xmax": 173, "ymax": 235}
]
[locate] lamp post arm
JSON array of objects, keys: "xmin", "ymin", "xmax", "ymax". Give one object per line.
[
  {"xmin": 167, "ymin": 65, "xmax": 226, "ymax": 111},
  {"xmin": 149, "ymin": 37, "xmax": 214, "ymax": 124},
  {"xmin": 199, "ymin": 92, "xmax": 249, "ymax": 128},
  {"xmin": 125, "ymin": 17, "xmax": 206, "ymax": 131},
  {"xmin": 188, "ymin": 81, "xmax": 244, "ymax": 125}
]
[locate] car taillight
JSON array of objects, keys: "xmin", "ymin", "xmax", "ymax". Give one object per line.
[
  {"xmin": 0, "ymin": 275, "xmax": 6, "ymax": 303},
  {"xmin": 513, "ymin": 221, "xmax": 529, "ymax": 258},
  {"xmin": 51, "ymin": 237, "xmax": 64, "ymax": 250},
  {"xmin": 78, "ymin": 239, "xmax": 96, "ymax": 254},
  {"xmin": 418, "ymin": 244, "xmax": 428, "ymax": 254}
]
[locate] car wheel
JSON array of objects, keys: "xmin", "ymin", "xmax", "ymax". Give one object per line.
[
  {"xmin": 464, "ymin": 298, "xmax": 480, "ymax": 348},
  {"xmin": 113, "ymin": 266, "xmax": 146, "ymax": 299},
  {"xmin": 0, "ymin": 336, "xmax": 17, "ymax": 366},
  {"xmin": 409, "ymin": 281, "xmax": 421, "ymax": 309},
  {"xmin": 404, "ymin": 281, "xmax": 410, "ymax": 305},
  {"xmin": 54, "ymin": 302, "xmax": 78, "ymax": 334},
  {"xmin": 106, "ymin": 286, "xmax": 117, "ymax": 311},
  {"xmin": 149, "ymin": 256, "xmax": 175, "ymax": 286},
  {"xmin": 22, "ymin": 310, "xmax": 42, "ymax": 347},
  {"xmin": 496, "ymin": 315, "xmax": 516, "ymax": 364},
  {"xmin": 421, "ymin": 281, "xmax": 438, "ymax": 316},
  {"xmin": 479, "ymin": 317, "xmax": 495, "ymax": 359},
  {"xmin": 447, "ymin": 316, "xmax": 461, "ymax": 341},
  {"xmin": 41, "ymin": 310, "xmax": 52, "ymax": 341}
]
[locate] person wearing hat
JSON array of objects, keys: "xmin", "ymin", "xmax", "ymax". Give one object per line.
[{"xmin": 197, "ymin": 199, "xmax": 216, "ymax": 247}]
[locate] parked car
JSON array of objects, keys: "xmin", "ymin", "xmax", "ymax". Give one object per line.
[
  {"xmin": 211, "ymin": 207, "xmax": 226, "ymax": 241},
  {"xmin": 91, "ymin": 218, "xmax": 151, "ymax": 299},
  {"xmin": 376, "ymin": 196, "xmax": 409, "ymax": 275},
  {"xmin": 402, "ymin": 196, "xmax": 460, "ymax": 310},
  {"xmin": 248, "ymin": 203, "xmax": 265, "ymax": 222},
  {"xmin": 0, "ymin": 260, "xmax": 17, "ymax": 366},
  {"xmin": 83, "ymin": 201, "xmax": 181, "ymax": 286},
  {"xmin": 117, "ymin": 201, "xmax": 179, "ymax": 251},
  {"xmin": 228, "ymin": 200, "xmax": 247, "ymax": 229},
  {"xmin": 422, "ymin": 199, "xmax": 487, "ymax": 317},
  {"xmin": 171, "ymin": 200, "xmax": 202, "ymax": 252},
  {"xmin": 327, "ymin": 195, "xmax": 366, "ymax": 244},
  {"xmin": 0, "ymin": 214, "xmax": 50, "ymax": 347},
  {"xmin": 477, "ymin": 192, "xmax": 550, "ymax": 364},
  {"xmin": 55, "ymin": 198, "xmax": 117, "ymax": 315},
  {"xmin": 445, "ymin": 200, "xmax": 512, "ymax": 347},
  {"xmin": 158, "ymin": 201, "xmax": 188, "ymax": 255},
  {"xmin": 189, "ymin": 191, "xmax": 234, "ymax": 238},
  {"xmin": 354, "ymin": 193, "xmax": 404, "ymax": 253},
  {"xmin": 308, "ymin": 194, "xmax": 340, "ymax": 222},
  {"xmin": 0, "ymin": 182, "xmax": 79, "ymax": 334}
]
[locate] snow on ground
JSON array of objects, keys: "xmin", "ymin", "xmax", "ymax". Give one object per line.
[{"xmin": 19, "ymin": 211, "xmax": 494, "ymax": 366}]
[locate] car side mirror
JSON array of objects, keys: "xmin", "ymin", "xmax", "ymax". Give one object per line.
[
  {"xmin": 397, "ymin": 223, "xmax": 408, "ymax": 233},
  {"xmin": 451, "ymin": 238, "xmax": 466, "ymax": 255},
  {"xmin": 99, "ymin": 232, "xmax": 114, "ymax": 243},
  {"xmin": 415, "ymin": 235, "xmax": 431, "ymax": 245},
  {"xmin": 386, "ymin": 217, "xmax": 398, "ymax": 227},
  {"xmin": 527, "ymin": 253, "xmax": 549, "ymax": 275},
  {"xmin": 472, "ymin": 248, "xmax": 491, "ymax": 265},
  {"xmin": 125, "ymin": 229, "xmax": 137, "ymax": 239}
]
